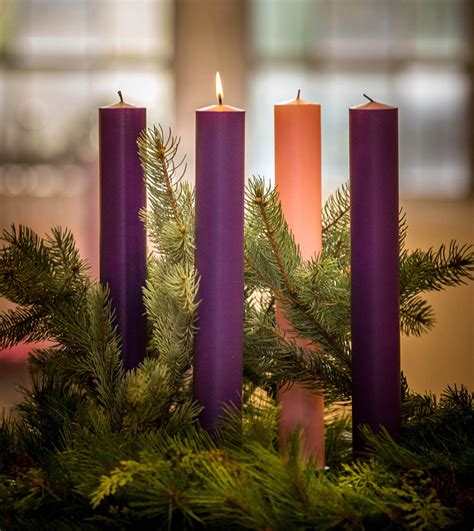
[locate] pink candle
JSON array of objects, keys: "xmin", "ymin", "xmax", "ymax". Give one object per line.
[{"xmin": 274, "ymin": 91, "xmax": 324, "ymax": 466}]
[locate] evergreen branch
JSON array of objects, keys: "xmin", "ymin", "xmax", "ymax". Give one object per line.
[
  {"xmin": 400, "ymin": 293, "xmax": 435, "ymax": 336},
  {"xmin": 143, "ymin": 257, "xmax": 199, "ymax": 389},
  {"xmin": 366, "ymin": 385, "xmax": 474, "ymax": 476},
  {"xmin": 45, "ymin": 227, "xmax": 90, "ymax": 277},
  {"xmin": 138, "ymin": 126, "xmax": 195, "ymax": 264},
  {"xmin": 324, "ymin": 408, "xmax": 352, "ymax": 467},
  {"xmin": 15, "ymin": 369, "xmax": 88, "ymax": 458},
  {"xmin": 138, "ymin": 125, "xmax": 185, "ymax": 226},
  {"xmin": 244, "ymin": 313, "xmax": 352, "ymax": 400},
  {"xmin": 0, "ymin": 305, "xmax": 48, "ymax": 349},
  {"xmin": 401, "ymin": 242, "xmax": 474, "ymax": 297},
  {"xmin": 246, "ymin": 253, "xmax": 350, "ymax": 369},
  {"xmin": 245, "ymin": 177, "xmax": 350, "ymax": 367},
  {"xmin": 282, "ymin": 302, "xmax": 351, "ymax": 370},
  {"xmin": 83, "ymin": 286, "xmax": 126, "ymax": 428},
  {"xmin": 321, "ymin": 183, "xmax": 350, "ymax": 266},
  {"xmin": 244, "ymin": 244, "xmax": 279, "ymax": 294},
  {"xmin": 245, "ymin": 176, "xmax": 300, "ymax": 292},
  {"xmin": 322, "ymin": 182, "xmax": 350, "ymax": 234},
  {"xmin": 1, "ymin": 225, "xmax": 54, "ymax": 306},
  {"xmin": 123, "ymin": 358, "xmax": 173, "ymax": 434},
  {"xmin": 399, "ymin": 210, "xmax": 408, "ymax": 254},
  {"xmin": 1, "ymin": 224, "xmax": 125, "ymax": 433},
  {"xmin": 33, "ymin": 285, "xmax": 127, "ymax": 431},
  {"xmin": 398, "ymin": 241, "xmax": 473, "ymax": 337},
  {"xmin": 254, "ymin": 185, "xmax": 294, "ymax": 291},
  {"xmin": 85, "ymin": 418, "xmax": 461, "ymax": 529},
  {"xmin": 0, "ymin": 224, "xmax": 90, "ymax": 309}
]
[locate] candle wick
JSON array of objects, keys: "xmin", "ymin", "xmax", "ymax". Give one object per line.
[
  {"xmin": 218, "ymin": 94, "xmax": 223, "ymax": 105},
  {"xmin": 296, "ymin": 89, "xmax": 301, "ymax": 100},
  {"xmin": 118, "ymin": 90, "xmax": 124, "ymax": 103},
  {"xmin": 363, "ymin": 93, "xmax": 374, "ymax": 103}
]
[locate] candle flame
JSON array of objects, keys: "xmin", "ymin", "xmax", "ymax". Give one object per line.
[{"xmin": 216, "ymin": 72, "xmax": 223, "ymax": 105}]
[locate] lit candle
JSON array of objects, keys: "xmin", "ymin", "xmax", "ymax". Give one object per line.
[
  {"xmin": 194, "ymin": 73, "xmax": 245, "ymax": 431},
  {"xmin": 350, "ymin": 95, "xmax": 400, "ymax": 452},
  {"xmin": 274, "ymin": 90, "xmax": 324, "ymax": 466},
  {"xmin": 99, "ymin": 91, "xmax": 147, "ymax": 370}
]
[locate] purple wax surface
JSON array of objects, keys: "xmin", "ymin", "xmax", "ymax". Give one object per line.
[
  {"xmin": 194, "ymin": 107, "xmax": 245, "ymax": 431},
  {"xmin": 350, "ymin": 102, "xmax": 400, "ymax": 452},
  {"xmin": 99, "ymin": 104, "xmax": 147, "ymax": 370}
]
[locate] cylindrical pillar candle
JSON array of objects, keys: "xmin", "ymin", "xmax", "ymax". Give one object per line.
[
  {"xmin": 194, "ymin": 74, "xmax": 245, "ymax": 431},
  {"xmin": 350, "ymin": 95, "xmax": 400, "ymax": 453},
  {"xmin": 274, "ymin": 91, "xmax": 324, "ymax": 466},
  {"xmin": 99, "ymin": 92, "xmax": 147, "ymax": 370}
]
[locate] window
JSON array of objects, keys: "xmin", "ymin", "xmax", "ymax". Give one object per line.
[
  {"xmin": 248, "ymin": 0, "xmax": 472, "ymax": 199},
  {"xmin": 0, "ymin": 0, "xmax": 173, "ymax": 270}
]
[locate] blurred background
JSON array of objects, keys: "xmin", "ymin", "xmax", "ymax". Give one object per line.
[{"xmin": 0, "ymin": 0, "xmax": 473, "ymax": 408}]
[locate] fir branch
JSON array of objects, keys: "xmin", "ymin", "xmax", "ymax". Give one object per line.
[
  {"xmin": 399, "ymin": 241, "xmax": 474, "ymax": 336},
  {"xmin": 399, "ymin": 210, "xmax": 408, "ymax": 254},
  {"xmin": 244, "ymin": 310, "xmax": 351, "ymax": 400},
  {"xmin": 401, "ymin": 242, "xmax": 474, "ymax": 296},
  {"xmin": 0, "ymin": 305, "xmax": 48, "ymax": 349},
  {"xmin": 366, "ymin": 385, "xmax": 474, "ymax": 476},
  {"xmin": 400, "ymin": 293, "xmax": 435, "ymax": 336},
  {"xmin": 80, "ymin": 286, "xmax": 126, "ymax": 429},
  {"xmin": 143, "ymin": 257, "xmax": 199, "ymax": 389},
  {"xmin": 253, "ymin": 180, "xmax": 296, "ymax": 290},
  {"xmin": 122, "ymin": 358, "xmax": 174, "ymax": 434},
  {"xmin": 138, "ymin": 126, "xmax": 195, "ymax": 264},
  {"xmin": 246, "ymin": 258, "xmax": 350, "ymax": 370},
  {"xmin": 138, "ymin": 125, "xmax": 185, "ymax": 225},
  {"xmin": 23, "ymin": 286, "xmax": 126, "ymax": 432},
  {"xmin": 281, "ymin": 296, "xmax": 351, "ymax": 370},
  {"xmin": 245, "ymin": 176, "xmax": 350, "ymax": 368},
  {"xmin": 15, "ymin": 370, "xmax": 88, "ymax": 458},
  {"xmin": 0, "ymin": 225, "xmax": 90, "ymax": 308},
  {"xmin": 322, "ymin": 183, "xmax": 350, "ymax": 265},
  {"xmin": 322, "ymin": 183, "xmax": 350, "ymax": 233},
  {"xmin": 0, "ymin": 225, "xmax": 91, "ymax": 350},
  {"xmin": 0, "ymin": 224, "xmax": 126, "ymax": 433},
  {"xmin": 324, "ymin": 407, "xmax": 352, "ymax": 467}
]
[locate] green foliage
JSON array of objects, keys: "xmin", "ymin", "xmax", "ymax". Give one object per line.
[
  {"xmin": 321, "ymin": 182, "xmax": 350, "ymax": 265},
  {"xmin": 365, "ymin": 385, "xmax": 474, "ymax": 474},
  {"xmin": 0, "ymin": 225, "xmax": 91, "ymax": 348},
  {"xmin": 324, "ymin": 406, "xmax": 352, "ymax": 467},
  {"xmin": 244, "ymin": 176, "xmax": 352, "ymax": 401},
  {"xmin": 400, "ymin": 242, "xmax": 474, "ymax": 335},
  {"xmin": 243, "ymin": 176, "xmax": 473, "ymax": 402},
  {"xmin": 138, "ymin": 125, "xmax": 195, "ymax": 265},
  {"xmin": 82, "ymin": 412, "xmax": 461, "ymax": 530},
  {"xmin": 0, "ymin": 125, "xmax": 473, "ymax": 527},
  {"xmin": 138, "ymin": 127, "xmax": 200, "ymax": 432}
]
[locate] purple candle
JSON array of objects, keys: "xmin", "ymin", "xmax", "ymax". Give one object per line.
[
  {"xmin": 99, "ymin": 92, "xmax": 147, "ymax": 370},
  {"xmin": 350, "ymin": 95, "xmax": 400, "ymax": 452},
  {"xmin": 194, "ymin": 73, "xmax": 245, "ymax": 431}
]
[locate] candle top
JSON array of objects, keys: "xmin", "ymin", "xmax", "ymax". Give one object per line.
[
  {"xmin": 351, "ymin": 94, "xmax": 396, "ymax": 111},
  {"xmin": 276, "ymin": 89, "xmax": 319, "ymax": 107},
  {"xmin": 101, "ymin": 91, "xmax": 144, "ymax": 110},
  {"xmin": 197, "ymin": 72, "xmax": 244, "ymax": 112},
  {"xmin": 197, "ymin": 104, "xmax": 244, "ymax": 113}
]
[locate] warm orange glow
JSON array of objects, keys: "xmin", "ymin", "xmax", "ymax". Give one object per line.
[{"xmin": 215, "ymin": 72, "xmax": 223, "ymax": 105}]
